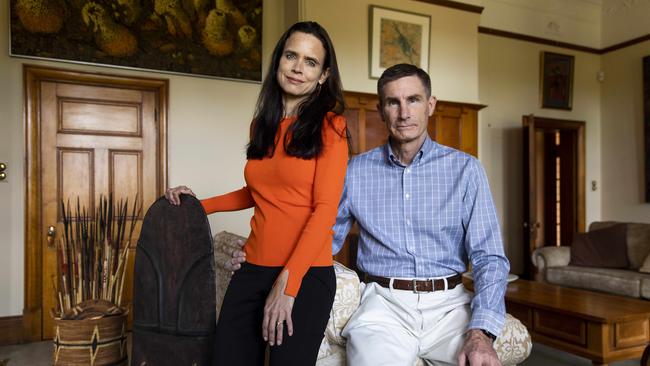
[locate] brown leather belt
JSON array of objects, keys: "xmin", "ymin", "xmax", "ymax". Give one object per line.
[{"xmin": 365, "ymin": 273, "xmax": 462, "ymax": 293}]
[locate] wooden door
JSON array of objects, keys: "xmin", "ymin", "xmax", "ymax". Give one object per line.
[
  {"xmin": 24, "ymin": 66, "xmax": 168, "ymax": 340},
  {"xmin": 522, "ymin": 115, "xmax": 585, "ymax": 280},
  {"xmin": 522, "ymin": 115, "xmax": 538, "ymax": 279}
]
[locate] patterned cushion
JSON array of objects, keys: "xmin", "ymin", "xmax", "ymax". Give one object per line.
[
  {"xmin": 495, "ymin": 313, "xmax": 533, "ymax": 365},
  {"xmin": 324, "ymin": 262, "xmax": 363, "ymax": 346}
]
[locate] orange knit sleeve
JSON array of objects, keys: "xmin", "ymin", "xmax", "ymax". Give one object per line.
[
  {"xmin": 283, "ymin": 115, "xmax": 348, "ymax": 296},
  {"xmin": 200, "ymin": 187, "xmax": 255, "ymax": 214}
]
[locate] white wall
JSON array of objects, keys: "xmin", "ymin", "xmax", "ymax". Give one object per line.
[
  {"xmin": 478, "ymin": 34, "xmax": 602, "ymax": 274},
  {"xmin": 600, "ymin": 40, "xmax": 650, "ymax": 222},
  {"xmin": 302, "ymin": 0, "xmax": 481, "ymax": 103},
  {"xmin": 0, "ymin": 0, "xmax": 286, "ymax": 317}
]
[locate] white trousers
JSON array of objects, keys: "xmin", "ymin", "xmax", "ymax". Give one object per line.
[{"xmin": 342, "ymin": 282, "xmax": 473, "ymax": 366}]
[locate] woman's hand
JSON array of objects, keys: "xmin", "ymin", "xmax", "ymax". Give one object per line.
[
  {"xmin": 262, "ymin": 270, "xmax": 295, "ymax": 346},
  {"xmin": 164, "ymin": 186, "xmax": 195, "ymax": 205},
  {"xmin": 224, "ymin": 240, "xmax": 246, "ymax": 273}
]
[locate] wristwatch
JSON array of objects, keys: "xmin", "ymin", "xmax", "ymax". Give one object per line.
[{"xmin": 480, "ymin": 329, "xmax": 497, "ymax": 343}]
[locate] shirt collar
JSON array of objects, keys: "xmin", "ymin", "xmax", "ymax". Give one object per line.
[{"xmin": 384, "ymin": 135, "xmax": 435, "ymax": 167}]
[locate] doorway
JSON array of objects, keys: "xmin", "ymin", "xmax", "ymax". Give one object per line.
[
  {"xmin": 522, "ymin": 115, "xmax": 585, "ymax": 280},
  {"xmin": 23, "ymin": 65, "xmax": 168, "ymax": 340}
]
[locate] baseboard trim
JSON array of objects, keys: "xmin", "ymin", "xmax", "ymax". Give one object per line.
[{"xmin": 0, "ymin": 316, "xmax": 24, "ymax": 345}]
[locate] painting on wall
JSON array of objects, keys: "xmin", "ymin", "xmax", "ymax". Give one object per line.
[
  {"xmin": 369, "ymin": 6, "xmax": 430, "ymax": 79},
  {"xmin": 643, "ymin": 56, "xmax": 650, "ymax": 202},
  {"xmin": 540, "ymin": 51, "xmax": 574, "ymax": 110},
  {"xmin": 9, "ymin": 0, "xmax": 262, "ymax": 81}
]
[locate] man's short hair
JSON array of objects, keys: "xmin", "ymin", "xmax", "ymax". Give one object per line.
[{"xmin": 377, "ymin": 64, "xmax": 432, "ymax": 105}]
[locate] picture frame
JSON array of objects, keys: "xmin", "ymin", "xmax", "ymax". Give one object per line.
[
  {"xmin": 643, "ymin": 56, "xmax": 650, "ymax": 203},
  {"xmin": 9, "ymin": 0, "xmax": 263, "ymax": 82},
  {"xmin": 540, "ymin": 51, "xmax": 574, "ymax": 110},
  {"xmin": 369, "ymin": 6, "xmax": 430, "ymax": 79}
]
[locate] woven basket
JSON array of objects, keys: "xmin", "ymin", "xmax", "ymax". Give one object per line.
[{"xmin": 52, "ymin": 312, "xmax": 128, "ymax": 366}]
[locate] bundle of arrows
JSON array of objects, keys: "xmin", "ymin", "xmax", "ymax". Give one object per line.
[{"xmin": 53, "ymin": 194, "xmax": 141, "ymax": 320}]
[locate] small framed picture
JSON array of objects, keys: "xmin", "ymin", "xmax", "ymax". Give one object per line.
[
  {"xmin": 369, "ymin": 6, "xmax": 431, "ymax": 79},
  {"xmin": 540, "ymin": 51, "xmax": 575, "ymax": 110}
]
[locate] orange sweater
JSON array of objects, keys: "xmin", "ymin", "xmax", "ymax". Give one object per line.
[{"xmin": 201, "ymin": 114, "xmax": 348, "ymax": 297}]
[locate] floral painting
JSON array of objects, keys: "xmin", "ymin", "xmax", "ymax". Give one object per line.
[{"xmin": 10, "ymin": 0, "xmax": 262, "ymax": 81}]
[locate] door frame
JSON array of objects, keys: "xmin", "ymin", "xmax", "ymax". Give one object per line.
[
  {"xmin": 522, "ymin": 114, "xmax": 585, "ymax": 279},
  {"xmin": 23, "ymin": 65, "xmax": 169, "ymax": 341}
]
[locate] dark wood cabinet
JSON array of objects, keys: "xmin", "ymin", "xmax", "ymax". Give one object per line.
[{"xmin": 333, "ymin": 91, "xmax": 486, "ymax": 270}]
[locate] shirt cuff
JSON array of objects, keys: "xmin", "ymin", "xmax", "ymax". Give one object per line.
[{"xmin": 468, "ymin": 307, "xmax": 505, "ymax": 338}]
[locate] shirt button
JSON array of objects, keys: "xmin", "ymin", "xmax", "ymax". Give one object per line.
[
  {"xmin": 406, "ymin": 219, "xmax": 411, "ymax": 226},
  {"xmin": 405, "ymin": 168, "xmax": 410, "ymax": 174},
  {"xmin": 405, "ymin": 193, "xmax": 410, "ymax": 199}
]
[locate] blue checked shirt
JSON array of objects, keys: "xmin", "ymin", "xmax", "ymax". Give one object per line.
[{"xmin": 332, "ymin": 136, "xmax": 510, "ymax": 336}]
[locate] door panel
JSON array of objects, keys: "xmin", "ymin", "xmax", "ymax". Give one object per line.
[{"xmin": 24, "ymin": 66, "xmax": 168, "ymax": 340}]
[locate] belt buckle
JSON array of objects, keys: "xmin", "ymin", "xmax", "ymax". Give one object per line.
[{"xmin": 412, "ymin": 279, "xmax": 422, "ymax": 294}]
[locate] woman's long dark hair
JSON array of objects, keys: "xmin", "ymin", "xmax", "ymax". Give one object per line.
[{"xmin": 246, "ymin": 21, "xmax": 346, "ymax": 160}]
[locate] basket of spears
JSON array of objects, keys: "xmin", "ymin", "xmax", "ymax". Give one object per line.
[{"xmin": 52, "ymin": 195, "xmax": 141, "ymax": 366}]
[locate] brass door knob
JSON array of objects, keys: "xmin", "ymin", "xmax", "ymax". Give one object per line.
[{"xmin": 47, "ymin": 225, "xmax": 56, "ymax": 248}]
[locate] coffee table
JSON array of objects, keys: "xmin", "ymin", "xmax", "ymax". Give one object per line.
[{"xmin": 505, "ymin": 280, "xmax": 650, "ymax": 366}]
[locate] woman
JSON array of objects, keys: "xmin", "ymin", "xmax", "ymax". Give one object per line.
[{"xmin": 165, "ymin": 21, "xmax": 348, "ymax": 365}]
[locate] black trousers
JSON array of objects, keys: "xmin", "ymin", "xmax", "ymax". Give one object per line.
[{"xmin": 214, "ymin": 263, "xmax": 336, "ymax": 366}]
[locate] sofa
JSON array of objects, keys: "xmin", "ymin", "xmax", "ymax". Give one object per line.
[
  {"xmin": 532, "ymin": 221, "xmax": 650, "ymax": 299},
  {"xmin": 213, "ymin": 231, "xmax": 532, "ymax": 365}
]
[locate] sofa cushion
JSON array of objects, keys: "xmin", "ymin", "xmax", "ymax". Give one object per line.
[
  {"xmin": 641, "ymin": 277, "xmax": 650, "ymax": 300},
  {"xmin": 570, "ymin": 224, "xmax": 628, "ymax": 268},
  {"xmin": 640, "ymin": 252, "xmax": 650, "ymax": 274},
  {"xmin": 590, "ymin": 221, "xmax": 650, "ymax": 269},
  {"xmin": 546, "ymin": 266, "xmax": 642, "ymax": 298}
]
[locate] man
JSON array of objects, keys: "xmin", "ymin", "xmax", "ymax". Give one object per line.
[{"xmin": 227, "ymin": 64, "xmax": 509, "ymax": 366}]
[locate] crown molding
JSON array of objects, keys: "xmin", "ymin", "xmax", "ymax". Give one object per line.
[{"xmin": 414, "ymin": 0, "xmax": 484, "ymax": 14}]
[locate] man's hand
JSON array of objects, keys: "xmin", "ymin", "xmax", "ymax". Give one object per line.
[
  {"xmin": 262, "ymin": 269, "xmax": 295, "ymax": 346},
  {"xmin": 224, "ymin": 240, "xmax": 246, "ymax": 273},
  {"xmin": 457, "ymin": 329, "xmax": 501, "ymax": 366}
]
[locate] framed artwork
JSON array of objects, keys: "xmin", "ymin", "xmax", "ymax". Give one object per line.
[
  {"xmin": 643, "ymin": 56, "xmax": 650, "ymax": 202},
  {"xmin": 369, "ymin": 6, "xmax": 430, "ymax": 79},
  {"xmin": 540, "ymin": 51, "xmax": 574, "ymax": 110},
  {"xmin": 9, "ymin": 0, "xmax": 263, "ymax": 81}
]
